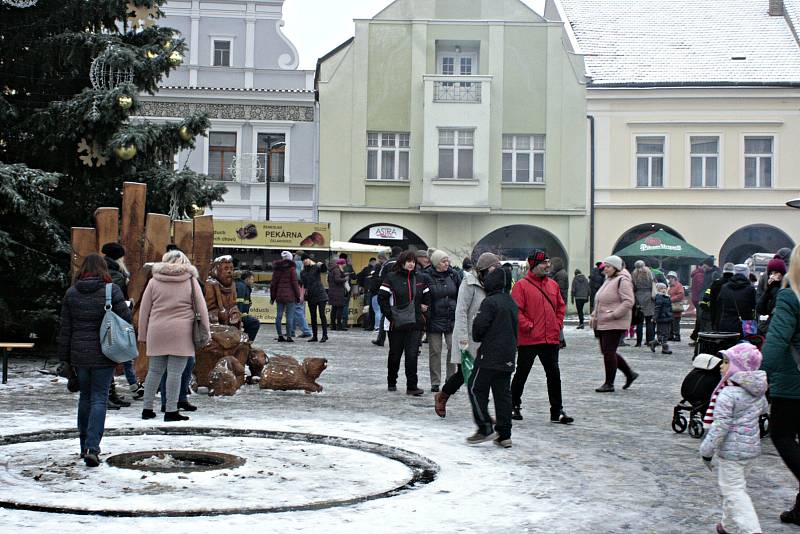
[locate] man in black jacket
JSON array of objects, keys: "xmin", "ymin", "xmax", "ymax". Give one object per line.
[
  {"xmin": 466, "ymin": 267, "xmax": 518, "ymax": 448},
  {"xmin": 372, "ymin": 246, "xmax": 403, "ymax": 347},
  {"xmin": 589, "ymin": 262, "xmax": 605, "ymax": 312}
]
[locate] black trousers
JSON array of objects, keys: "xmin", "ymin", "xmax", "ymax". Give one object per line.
[
  {"xmin": 442, "ymin": 364, "xmax": 464, "ymax": 395},
  {"xmin": 330, "ymin": 305, "xmax": 346, "ymax": 330},
  {"xmin": 242, "ymin": 315, "xmax": 260, "ymax": 342},
  {"xmin": 387, "ymin": 329, "xmax": 420, "ymax": 390},
  {"xmin": 771, "ymin": 397, "xmax": 800, "ymax": 489},
  {"xmin": 511, "ymin": 344, "xmax": 563, "ymax": 416},
  {"xmin": 467, "ymin": 367, "xmax": 513, "ymax": 440},
  {"xmin": 635, "ymin": 314, "xmax": 655, "ymax": 344},
  {"xmin": 308, "ymin": 301, "xmax": 328, "ymax": 338},
  {"xmin": 671, "ymin": 317, "xmax": 681, "ymax": 340},
  {"xmin": 575, "ymin": 299, "xmax": 587, "ymax": 325}
]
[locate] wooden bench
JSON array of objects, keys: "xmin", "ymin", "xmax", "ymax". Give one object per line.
[{"xmin": 0, "ymin": 343, "xmax": 35, "ymax": 384}]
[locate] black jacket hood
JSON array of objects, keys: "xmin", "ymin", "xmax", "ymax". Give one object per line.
[
  {"xmin": 74, "ymin": 277, "xmax": 106, "ymax": 294},
  {"xmin": 484, "ymin": 268, "xmax": 507, "ymax": 295}
]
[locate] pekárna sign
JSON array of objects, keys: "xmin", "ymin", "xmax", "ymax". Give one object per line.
[
  {"xmin": 369, "ymin": 226, "xmax": 404, "ymax": 240},
  {"xmin": 213, "ymin": 220, "xmax": 331, "ymax": 249}
]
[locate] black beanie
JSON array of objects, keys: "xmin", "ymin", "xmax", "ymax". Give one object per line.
[{"xmin": 101, "ymin": 242, "xmax": 125, "ymax": 260}]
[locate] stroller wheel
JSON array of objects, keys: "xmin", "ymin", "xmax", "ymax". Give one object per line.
[
  {"xmin": 759, "ymin": 413, "xmax": 770, "ymax": 438},
  {"xmin": 688, "ymin": 419, "xmax": 704, "ymax": 438},
  {"xmin": 671, "ymin": 415, "xmax": 688, "ymax": 434}
]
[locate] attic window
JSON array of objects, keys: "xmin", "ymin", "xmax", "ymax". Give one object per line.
[{"xmin": 731, "ymin": 55, "xmax": 747, "ymax": 60}]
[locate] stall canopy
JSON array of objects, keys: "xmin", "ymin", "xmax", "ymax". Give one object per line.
[{"xmin": 614, "ymin": 229, "xmax": 709, "ymax": 266}]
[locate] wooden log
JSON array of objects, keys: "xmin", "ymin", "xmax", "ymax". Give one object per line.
[
  {"xmin": 93, "ymin": 207, "xmax": 119, "ymax": 251},
  {"xmin": 143, "ymin": 213, "xmax": 171, "ymax": 264},
  {"xmin": 121, "ymin": 182, "xmax": 147, "ymax": 279},
  {"xmin": 193, "ymin": 215, "xmax": 214, "ymax": 282},
  {"xmin": 173, "ymin": 220, "xmax": 194, "ymax": 261},
  {"xmin": 70, "ymin": 227, "xmax": 97, "ymax": 277}
]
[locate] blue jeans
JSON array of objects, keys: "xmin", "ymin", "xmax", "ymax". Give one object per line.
[
  {"xmin": 293, "ymin": 304, "xmax": 312, "ymax": 336},
  {"xmin": 123, "ymin": 360, "xmax": 137, "ymax": 385},
  {"xmin": 371, "ymin": 295, "xmax": 382, "ymax": 331},
  {"xmin": 76, "ymin": 366, "xmax": 115, "ymax": 455},
  {"xmin": 160, "ymin": 356, "xmax": 194, "ymax": 409},
  {"xmin": 275, "ymin": 301, "xmax": 297, "ymax": 337}
]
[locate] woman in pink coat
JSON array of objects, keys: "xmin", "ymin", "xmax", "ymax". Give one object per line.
[
  {"xmin": 589, "ymin": 255, "xmax": 639, "ymax": 393},
  {"xmin": 138, "ymin": 250, "xmax": 210, "ymax": 422}
]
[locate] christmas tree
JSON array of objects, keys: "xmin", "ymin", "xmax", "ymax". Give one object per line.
[{"xmin": 0, "ymin": 0, "xmax": 226, "ymax": 340}]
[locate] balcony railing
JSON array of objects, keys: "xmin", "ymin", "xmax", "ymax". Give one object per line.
[
  {"xmin": 424, "ymin": 75, "xmax": 492, "ymax": 105},
  {"xmin": 229, "ymin": 153, "xmax": 285, "ymax": 183}
]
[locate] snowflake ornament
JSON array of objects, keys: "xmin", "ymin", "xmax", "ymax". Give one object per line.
[
  {"xmin": 126, "ymin": 1, "xmax": 158, "ymax": 29},
  {"xmin": 77, "ymin": 138, "xmax": 108, "ymax": 167}
]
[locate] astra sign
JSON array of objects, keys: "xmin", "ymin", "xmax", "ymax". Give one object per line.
[{"xmin": 369, "ymin": 226, "xmax": 404, "ymax": 240}]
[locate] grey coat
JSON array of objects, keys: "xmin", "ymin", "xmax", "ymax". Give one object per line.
[
  {"xmin": 632, "ymin": 269, "xmax": 655, "ymax": 317},
  {"xmin": 700, "ymin": 370, "xmax": 769, "ymax": 461},
  {"xmin": 452, "ymin": 270, "xmax": 486, "ymax": 364}
]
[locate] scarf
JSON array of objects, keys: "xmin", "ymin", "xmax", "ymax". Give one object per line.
[{"xmin": 703, "ymin": 379, "xmax": 730, "ymax": 429}]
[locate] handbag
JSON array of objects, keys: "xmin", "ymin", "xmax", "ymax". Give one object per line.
[
  {"xmin": 671, "ymin": 301, "xmax": 684, "ymax": 313},
  {"xmin": 190, "ymin": 279, "xmax": 211, "ymax": 350},
  {"xmin": 390, "ymin": 277, "xmax": 417, "ymax": 329},
  {"xmin": 99, "ymin": 283, "xmax": 138, "ymax": 363},
  {"xmin": 734, "ymin": 300, "xmax": 758, "ymax": 336}
]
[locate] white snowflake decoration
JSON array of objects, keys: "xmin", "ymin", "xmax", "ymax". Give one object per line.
[
  {"xmin": 77, "ymin": 138, "xmax": 108, "ymax": 167},
  {"xmin": 1, "ymin": 0, "xmax": 38, "ymax": 8}
]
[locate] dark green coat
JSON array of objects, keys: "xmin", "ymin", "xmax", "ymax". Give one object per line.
[{"xmin": 761, "ymin": 287, "xmax": 800, "ymax": 399}]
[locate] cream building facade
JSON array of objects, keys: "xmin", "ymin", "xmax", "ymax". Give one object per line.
[
  {"xmin": 559, "ymin": 0, "xmax": 800, "ymax": 268},
  {"xmin": 315, "ymin": 0, "xmax": 589, "ymax": 268}
]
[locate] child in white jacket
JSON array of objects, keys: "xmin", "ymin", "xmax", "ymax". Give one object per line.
[{"xmin": 700, "ymin": 343, "xmax": 768, "ymax": 534}]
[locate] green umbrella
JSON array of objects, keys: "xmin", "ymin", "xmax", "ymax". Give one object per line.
[{"xmin": 614, "ymin": 229, "xmax": 709, "ymax": 267}]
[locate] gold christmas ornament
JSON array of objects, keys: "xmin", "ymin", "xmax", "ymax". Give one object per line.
[
  {"xmin": 169, "ymin": 51, "xmax": 183, "ymax": 65},
  {"xmin": 126, "ymin": 1, "xmax": 158, "ymax": 29},
  {"xmin": 178, "ymin": 126, "xmax": 193, "ymax": 141},
  {"xmin": 146, "ymin": 50, "xmax": 157, "ymax": 59},
  {"xmin": 114, "ymin": 144, "xmax": 137, "ymax": 161},
  {"xmin": 164, "ymin": 40, "xmax": 172, "ymax": 49},
  {"xmin": 191, "ymin": 204, "xmax": 205, "ymax": 216},
  {"xmin": 77, "ymin": 138, "xmax": 108, "ymax": 167},
  {"xmin": 117, "ymin": 95, "xmax": 133, "ymax": 110}
]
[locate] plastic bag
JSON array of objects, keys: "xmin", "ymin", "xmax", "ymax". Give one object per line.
[{"xmin": 460, "ymin": 349, "xmax": 475, "ymax": 386}]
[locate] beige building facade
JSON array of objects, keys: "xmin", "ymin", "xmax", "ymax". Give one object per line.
[
  {"xmin": 560, "ymin": 0, "xmax": 800, "ymax": 270},
  {"xmin": 315, "ymin": 0, "xmax": 589, "ymax": 269}
]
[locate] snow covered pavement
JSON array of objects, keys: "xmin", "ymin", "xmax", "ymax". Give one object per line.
[{"xmin": 0, "ymin": 326, "xmax": 797, "ymax": 533}]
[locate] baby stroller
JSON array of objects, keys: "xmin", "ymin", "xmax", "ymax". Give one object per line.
[{"xmin": 672, "ymin": 353, "xmax": 722, "ymax": 438}]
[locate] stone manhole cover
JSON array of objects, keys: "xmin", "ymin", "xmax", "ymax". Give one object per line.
[
  {"xmin": 106, "ymin": 450, "xmax": 246, "ymax": 473},
  {"xmin": 0, "ymin": 427, "xmax": 439, "ymax": 517}
]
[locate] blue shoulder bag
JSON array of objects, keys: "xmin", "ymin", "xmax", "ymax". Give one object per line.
[{"xmin": 99, "ymin": 283, "xmax": 138, "ymax": 363}]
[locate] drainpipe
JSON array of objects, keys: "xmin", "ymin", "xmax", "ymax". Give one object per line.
[
  {"xmin": 587, "ymin": 114, "xmax": 595, "ymax": 267},
  {"xmin": 313, "ymin": 100, "xmax": 320, "ymax": 222}
]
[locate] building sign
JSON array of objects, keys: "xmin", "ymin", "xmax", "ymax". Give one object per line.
[
  {"xmin": 640, "ymin": 236, "xmax": 681, "ymax": 252},
  {"xmin": 368, "ymin": 225, "xmax": 404, "ymax": 240},
  {"xmin": 214, "ymin": 220, "xmax": 331, "ymax": 249}
]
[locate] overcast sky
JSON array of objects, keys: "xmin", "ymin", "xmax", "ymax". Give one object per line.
[{"xmin": 282, "ymin": 0, "xmax": 546, "ymax": 70}]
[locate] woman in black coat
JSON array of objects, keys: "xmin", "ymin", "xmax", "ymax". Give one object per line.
[
  {"xmin": 426, "ymin": 250, "xmax": 461, "ymax": 392},
  {"xmin": 327, "ymin": 259, "xmax": 348, "ymax": 331},
  {"xmin": 301, "ymin": 255, "xmax": 328, "ymax": 342},
  {"xmin": 57, "ymin": 253, "xmax": 132, "ymax": 467},
  {"xmin": 378, "ymin": 250, "xmax": 431, "ymax": 396},
  {"xmin": 716, "ymin": 265, "xmax": 756, "ymax": 335}
]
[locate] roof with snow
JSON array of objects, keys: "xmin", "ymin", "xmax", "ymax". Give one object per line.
[{"xmin": 558, "ymin": 0, "xmax": 800, "ymax": 87}]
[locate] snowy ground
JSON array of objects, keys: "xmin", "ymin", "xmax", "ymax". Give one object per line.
[{"xmin": 1, "ymin": 323, "xmax": 798, "ymax": 533}]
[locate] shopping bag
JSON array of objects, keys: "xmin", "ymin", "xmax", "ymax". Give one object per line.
[{"xmin": 460, "ymin": 348, "xmax": 475, "ymax": 386}]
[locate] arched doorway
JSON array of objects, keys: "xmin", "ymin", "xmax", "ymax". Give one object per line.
[
  {"xmin": 349, "ymin": 223, "xmax": 428, "ymax": 252},
  {"xmin": 614, "ymin": 223, "xmax": 689, "ymax": 280},
  {"xmin": 719, "ymin": 224, "xmax": 794, "ymax": 265},
  {"xmin": 472, "ymin": 225, "xmax": 568, "ymax": 265}
]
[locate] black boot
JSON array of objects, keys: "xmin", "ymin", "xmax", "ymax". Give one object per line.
[
  {"xmin": 109, "ymin": 384, "xmax": 131, "ymax": 408},
  {"xmin": 164, "ymin": 411, "xmax": 189, "ymax": 422},
  {"xmin": 141, "ymin": 409, "xmax": 156, "ymax": 419},
  {"xmin": 661, "ymin": 343, "xmax": 672, "ymax": 355},
  {"xmin": 177, "ymin": 400, "xmax": 197, "ymax": 411},
  {"xmin": 307, "ymin": 336, "xmax": 318, "ymax": 342},
  {"xmin": 285, "ymin": 336, "xmax": 294, "ymax": 343},
  {"xmin": 512, "ymin": 406, "xmax": 523, "ymax": 420}
]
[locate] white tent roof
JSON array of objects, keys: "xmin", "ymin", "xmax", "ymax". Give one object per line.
[{"xmin": 330, "ymin": 241, "xmax": 391, "ymax": 254}]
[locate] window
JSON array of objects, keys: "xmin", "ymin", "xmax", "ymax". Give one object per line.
[
  {"xmin": 208, "ymin": 132, "xmax": 236, "ymax": 181},
  {"xmin": 366, "ymin": 132, "xmax": 409, "ymax": 181},
  {"xmin": 744, "ymin": 136, "xmax": 773, "ymax": 188},
  {"xmin": 438, "ymin": 129, "xmax": 473, "ymax": 179},
  {"xmin": 502, "ymin": 134, "xmax": 545, "ymax": 183},
  {"xmin": 635, "ymin": 136, "xmax": 665, "ymax": 187},
  {"xmin": 212, "ymin": 40, "xmax": 231, "ymax": 67},
  {"xmin": 256, "ymin": 133, "xmax": 286, "ymax": 183},
  {"xmin": 690, "ymin": 136, "xmax": 719, "ymax": 187}
]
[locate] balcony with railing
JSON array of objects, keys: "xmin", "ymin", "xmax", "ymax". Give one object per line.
[{"xmin": 423, "ymin": 75, "xmax": 492, "ymax": 105}]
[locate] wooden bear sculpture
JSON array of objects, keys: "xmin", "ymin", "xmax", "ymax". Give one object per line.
[
  {"xmin": 259, "ymin": 355, "xmax": 328, "ymax": 393},
  {"xmin": 194, "ymin": 324, "xmax": 250, "ymax": 388},
  {"xmin": 246, "ymin": 349, "xmax": 267, "ymax": 383},
  {"xmin": 208, "ymin": 355, "xmax": 246, "ymax": 396}
]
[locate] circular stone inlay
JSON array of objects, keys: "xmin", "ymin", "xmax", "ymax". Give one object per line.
[
  {"xmin": 0, "ymin": 427, "xmax": 439, "ymax": 517},
  {"xmin": 106, "ymin": 450, "xmax": 246, "ymax": 473}
]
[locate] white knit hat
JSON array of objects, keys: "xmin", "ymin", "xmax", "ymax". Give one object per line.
[
  {"xmin": 281, "ymin": 251, "xmax": 293, "ymax": 261},
  {"xmin": 604, "ymin": 255, "xmax": 623, "ymax": 271},
  {"xmin": 430, "ymin": 249, "xmax": 449, "ymax": 268}
]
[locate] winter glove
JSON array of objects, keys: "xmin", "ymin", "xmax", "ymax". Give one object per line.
[{"xmin": 702, "ymin": 456, "xmax": 713, "ymax": 471}]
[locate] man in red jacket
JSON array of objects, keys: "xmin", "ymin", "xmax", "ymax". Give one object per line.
[{"xmin": 510, "ymin": 249, "xmax": 574, "ymax": 424}]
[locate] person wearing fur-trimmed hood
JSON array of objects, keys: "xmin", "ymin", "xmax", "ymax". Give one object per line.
[
  {"xmin": 138, "ymin": 250, "xmax": 210, "ymax": 422},
  {"xmin": 700, "ymin": 343, "xmax": 768, "ymax": 534}
]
